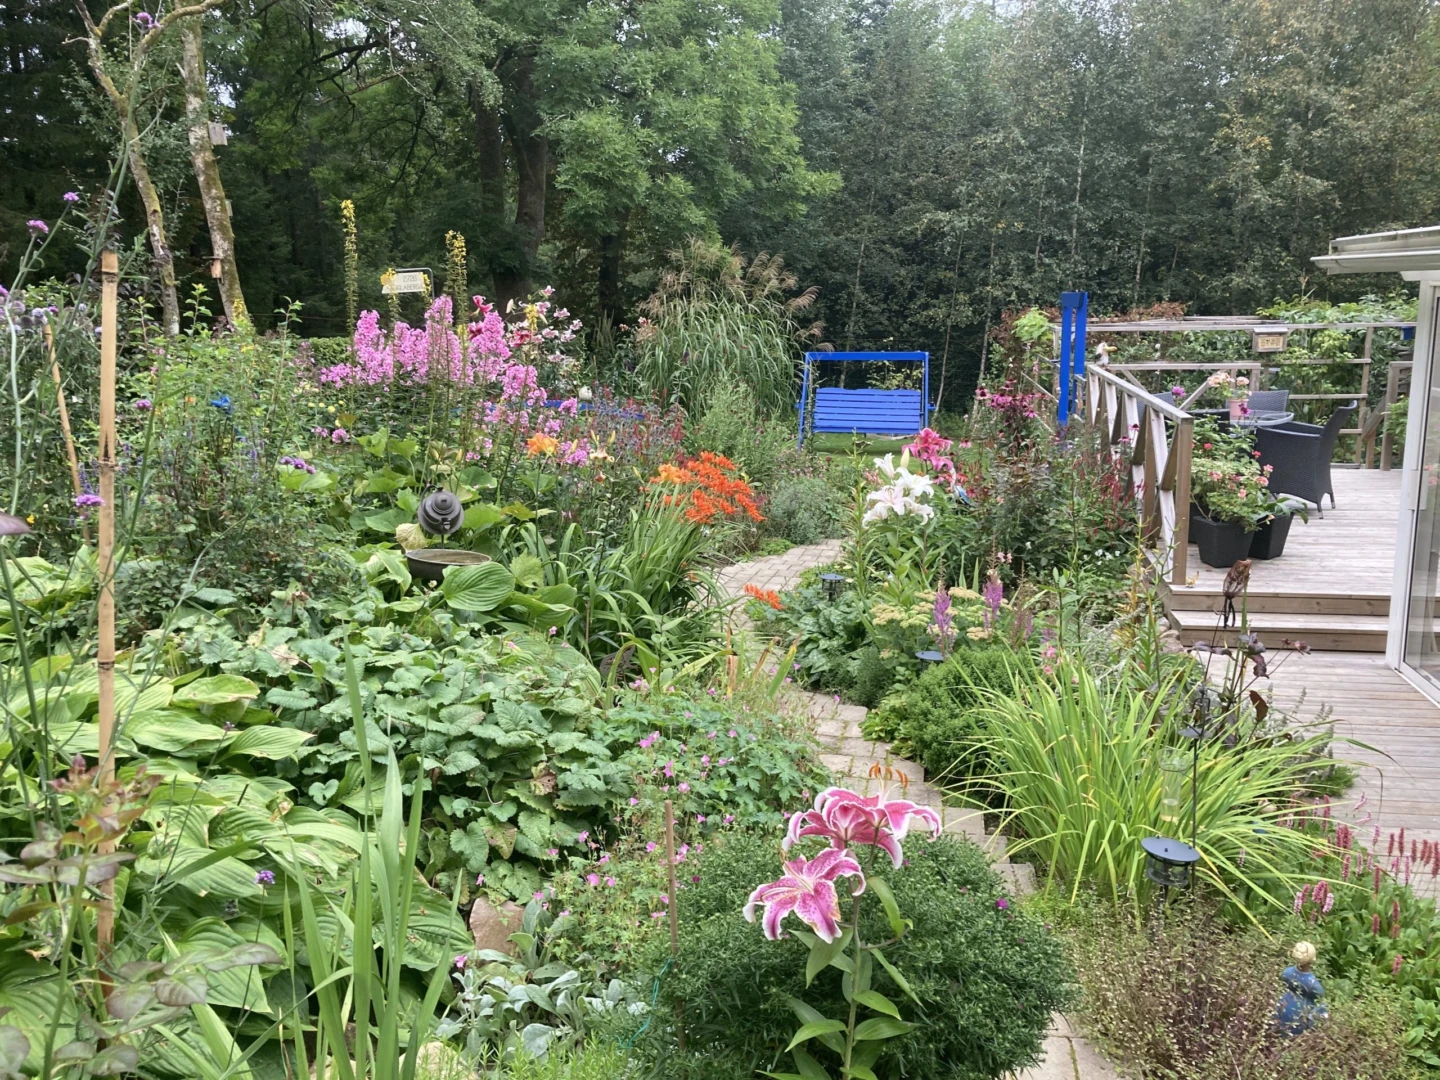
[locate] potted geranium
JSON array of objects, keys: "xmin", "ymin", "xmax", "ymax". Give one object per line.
[
  {"xmin": 1189, "ymin": 420, "xmax": 1306, "ymax": 566},
  {"xmin": 1206, "ymin": 371, "xmax": 1251, "ymax": 422}
]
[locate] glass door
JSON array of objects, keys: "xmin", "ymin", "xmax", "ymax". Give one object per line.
[{"xmin": 1403, "ymin": 286, "xmax": 1440, "ymax": 687}]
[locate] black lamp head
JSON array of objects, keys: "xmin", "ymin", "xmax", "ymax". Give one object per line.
[
  {"xmin": 417, "ymin": 490, "xmax": 463, "ymax": 537},
  {"xmin": 1141, "ymin": 836, "xmax": 1200, "ymax": 889},
  {"xmin": 819, "ymin": 572, "xmax": 846, "ymax": 600}
]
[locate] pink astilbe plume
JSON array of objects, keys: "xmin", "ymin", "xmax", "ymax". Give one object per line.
[
  {"xmin": 784, "ymin": 786, "xmax": 941, "ymax": 868},
  {"xmin": 743, "ymin": 847, "xmax": 865, "ymax": 943}
]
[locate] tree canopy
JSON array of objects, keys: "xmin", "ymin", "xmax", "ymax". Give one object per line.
[{"xmin": 4, "ymin": 0, "xmax": 1438, "ymax": 399}]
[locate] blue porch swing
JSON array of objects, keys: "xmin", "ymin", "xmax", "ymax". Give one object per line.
[{"xmin": 796, "ymin": 351, "xmax": 932, "ymax": 447}]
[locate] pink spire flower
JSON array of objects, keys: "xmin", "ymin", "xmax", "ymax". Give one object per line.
[{"xmin": 743, "ymin": 848, "xmax": 866, "ymax": 943}]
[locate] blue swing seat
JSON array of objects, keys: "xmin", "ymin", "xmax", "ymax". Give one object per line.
[{"xmin": 797, "ymin": 352, "xmax": 931, "ymax": 446}]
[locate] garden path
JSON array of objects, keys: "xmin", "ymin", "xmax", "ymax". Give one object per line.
[{"xmin": 720, "ymin": 542, "xmax": 1121, "ymax": 1080}]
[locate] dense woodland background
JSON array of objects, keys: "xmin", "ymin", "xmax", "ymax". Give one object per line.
[{"xmin": 5, "ymin": 0, "xmax": 1439, "ymax": 402}]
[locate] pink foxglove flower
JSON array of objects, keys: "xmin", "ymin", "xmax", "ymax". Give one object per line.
[
  {"xmin": 743, "ymin": 848, "xmax": 866, "ymax": 943},
  {"xmin": 784, "ymin": 786, "xmax": 941, "ymax": 868}
]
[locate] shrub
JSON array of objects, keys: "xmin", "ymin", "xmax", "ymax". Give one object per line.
[
  {"xmin": 766, "ymin": 474, "xmax": 838, "ymax": 545},
  {"xmin": 631, "ymin": 831, "xmax": 1071, "ymax": 1080},
  {"xmin": 864, "ymin": 646, "xmax": 1023, "ymax": 783},
  {"xmin": 1072, "ymin": 904, "xmax": 1416, "ymax": 1080},
  {"xmin": 754, "ymin": 572, "xmax": 870, "ymax": 694}
]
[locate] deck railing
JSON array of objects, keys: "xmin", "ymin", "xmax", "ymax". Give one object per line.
[{"xmin": 1084, "ymin": 365, "xmax": 1193, "ymax": 585}]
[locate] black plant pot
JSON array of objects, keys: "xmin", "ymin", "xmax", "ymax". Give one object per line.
[
  {"xmin": 1249, "ymin": 513, "xmax": 1294, "ymax": 560},
  {"xmin": 1190, "ymin": 506, "xmax": 1253, "ymax": 568}
]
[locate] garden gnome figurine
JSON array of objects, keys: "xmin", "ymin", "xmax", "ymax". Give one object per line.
[{"xmin": 1275, "ymin": 941, "xmax": 1329, "ymax": 1035}]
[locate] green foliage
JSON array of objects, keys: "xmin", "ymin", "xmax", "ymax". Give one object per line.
[
  {"xmin": 1070, "ymin": 903, "xmax": 1417, "ymax": 1080},
  {"xmin": 863, "ymin": 646, "xmax": 1024, "ymax": 785},
  {"xmin": 497, "ymin": 1045, "xmax": 634, "ymax": 1080},
  {"xmin": 971, "ymin": 662, "xmax": 1342, "ymax": 920},
  {"xmin": 688, "ymin": 383, "xmax": 795, "ymax": 490},
  {"xmin": 442, "ymin": 899, "xmax": 637, "ymax": 1063},
  {"xmin": 765, "ymin": 476, "xmax": 839, "ymax": 546},
  {"xmin": 755, "ymin": 573, "xmax": 870, "ymax": 694},
  {"xmin": 279, "ymin": 645, "xmax": 471, "ymax": 1080},
  {"xmin": 635, "ymin": 241, "xmax": 821, "ymax": 415},
  {"xmin": 550, "ymin": 695, "xmax": 831, "ymax": 967},
  {"xmin": 632, "ymin": 832, "xmax": 1070, "ymax": 1080}
]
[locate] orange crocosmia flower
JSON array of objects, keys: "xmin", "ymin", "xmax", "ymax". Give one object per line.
[
  {"xmin": 743, "ymin": 583, "xmax": 783, "ymax": 610},
  {"xmin": 526, "ymin": 433, "xmax": 558, "ymax": 456}
]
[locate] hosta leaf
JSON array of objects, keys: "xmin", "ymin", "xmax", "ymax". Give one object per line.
[
  {"xmin": 442, "ymin": 562, "xmax": 515, "ymax": 612},
  {"xmin": 123, "ymin": 710, "xmax": 225, "ymax": 753},
  {"xmin": 172, "ymin": 675, "xmax": 259, "ymax": 707},
  {"xmin": 220, "ymin": 726, "xmax": 314, "ymax": 760}
]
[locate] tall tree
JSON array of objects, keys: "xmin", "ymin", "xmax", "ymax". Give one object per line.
[
  {"xmin": 179, "ymin": 17, "xmax": 248, "ymax": 329},
  {"xmin": 76, "ymin": 0, "xmax": 226, "ymax": 336}
]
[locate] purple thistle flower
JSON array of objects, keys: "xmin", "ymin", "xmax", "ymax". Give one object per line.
[
  {"xmin": 26, "ymin": 220, "xmax": 48, "ymax": 236},
  {"xmin": 995, "ymin": 897, "xmax": 1010, "ymax": 910},
  {"xmin": 74, "ymin": 493, "xmax": 104, "ymax": 509},
  {"xmin": 133, "ymin": 398, "xmax": 153, "ymax": 411},
  {"xmin": 254, "ymin": 870, "xmax": 275, "ymax": 886},
  {"xmin": 63, "ymin": 192, "xmax": 80, "ymax": 204}
]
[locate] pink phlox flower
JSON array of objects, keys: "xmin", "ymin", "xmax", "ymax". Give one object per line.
[{"xmin": 743, "ymin": 847, "xmax": 866, "ymax": 943}]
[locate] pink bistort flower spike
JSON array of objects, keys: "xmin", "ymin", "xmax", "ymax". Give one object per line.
[{"xmin": 743, "ymin": 847, "xmax": 866, "ymax": 943}]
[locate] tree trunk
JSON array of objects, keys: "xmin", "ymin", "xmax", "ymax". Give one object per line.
[
  {"xmin": 180, "ymin": 19, "xmax": 248, "ymax": 330},
  {"xmin": 597, "ymin": 224, "xmax": 627, "ymax": 330},
  {"xmin": 501, "ymin": 55, "xmax": 548, "ymax": 310},
  {"xmin": 124, "ymin": 112, "xmax": 181, "ymax": 337}
]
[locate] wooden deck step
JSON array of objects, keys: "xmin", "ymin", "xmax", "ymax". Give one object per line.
[
  {"xmin": 1162, "ymin": 580, "xmax": 1389, "ymax": 618},
  {"xmin": 1169, "ymin": 608, "xmax": 1388, "ymax": 653}
]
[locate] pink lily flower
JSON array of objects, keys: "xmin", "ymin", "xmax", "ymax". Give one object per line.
[
  {"xmin": 784, "ymin": 786, "xmax": 941, "ymax": 868},
  {"xmin": 743, "ymin": 848, "xmax": 866, "ymax": 943}
]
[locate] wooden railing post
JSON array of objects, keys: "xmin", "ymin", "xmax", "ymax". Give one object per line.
[{"xmin": 1171, "ymin": 416, "xmax": 1193, "ymax": 585}]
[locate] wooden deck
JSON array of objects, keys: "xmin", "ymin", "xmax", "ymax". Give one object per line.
[
  {"xmin": 1260, "ymin": 652, "xmax": 1440, "ymax": 896},
  {"xmin": 1156, "ymin": 467, "xmax": 1440, "ymax": 893},
  {"xmin": 1164, "ymin": 469, "xmax": 1401, "ymax": 651}
]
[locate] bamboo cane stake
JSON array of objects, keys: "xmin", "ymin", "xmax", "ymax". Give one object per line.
[
  {"xmin": 664, "ymin": 799, "xmax": 685, "ymax": 1055},
  {"xmin": 96, "ymin": 251, "xmax": 119, "ymax": 957},
  {"xmin": 43, "ymin": 323, "xmax": 90, "ymax": 545}
]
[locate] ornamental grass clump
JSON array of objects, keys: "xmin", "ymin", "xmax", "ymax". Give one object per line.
[{"xmin": 970, "ymin": 662, "xmax": 1343, "ymax": 922}]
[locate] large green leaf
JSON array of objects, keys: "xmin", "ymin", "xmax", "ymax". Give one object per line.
[
  {"xmin": 462, "ymin": 503, "xmax": 506, "ymax": 531},
  {"xmin": 173, "ymin": 675, "xmax": 260, "ymax": 708},
  {"xmin": 220, "ymin": 726, "xmax": 314, "ymax": 760},
  {"xmin": 441, "ymin": 562, "xmax": 515, "ymax": 612},
  {"xmin": 124, "ymin": 710, "xmax": 226, "ymax": 753}
]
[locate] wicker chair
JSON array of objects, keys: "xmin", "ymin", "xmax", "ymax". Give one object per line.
[
  {"xmin": 1246, "ymin": 389, "xmax": 1290, "ymax": 412},
  {"xmin": 1255, "ymin": 401, "xmax": 1358, "ymax": 515}
]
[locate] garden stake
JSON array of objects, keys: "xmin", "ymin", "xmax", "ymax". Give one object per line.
[
  {"xmin": 665, "ymin": 798, "xmax": 686, "ymax": 1054},
  {"xmin": 95, "ymin": 250, "xmax": 118, "ymax": 959},
  {"xmin": 43, "ymin": 323, "xmax": 88, "ymax": 544}
]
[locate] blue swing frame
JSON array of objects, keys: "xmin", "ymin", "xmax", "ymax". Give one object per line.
[{"xmin": 796, "ymin": 351, "xmax": 931, "ymax": 447}]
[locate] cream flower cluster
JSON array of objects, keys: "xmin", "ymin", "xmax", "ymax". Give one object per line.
[{"xmin": 862, "ymin": 452, "xmax": 936, "ymax": 525}]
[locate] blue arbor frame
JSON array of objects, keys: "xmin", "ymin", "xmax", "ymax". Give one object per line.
[
  {"xmin": 1057, "ymin": 291, "xmax": 1089, "ymax": 425},
  {"xmin": 797, "ymin": 351, "xmax": 931, "ymax": 446}
]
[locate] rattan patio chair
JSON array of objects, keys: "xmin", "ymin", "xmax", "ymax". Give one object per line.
[
  {"xmin": 1246, "ymin": 389, "xmax": 1290, "ymax": 412},
  {"xmin": 1254, "ymin": 401, "xmax": 1358, "ymax": 516}
]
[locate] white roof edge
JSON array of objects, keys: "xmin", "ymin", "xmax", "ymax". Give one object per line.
[{"xmin": 1315, "ymin": 225, "xmax": 1440, "ymax": 272}]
